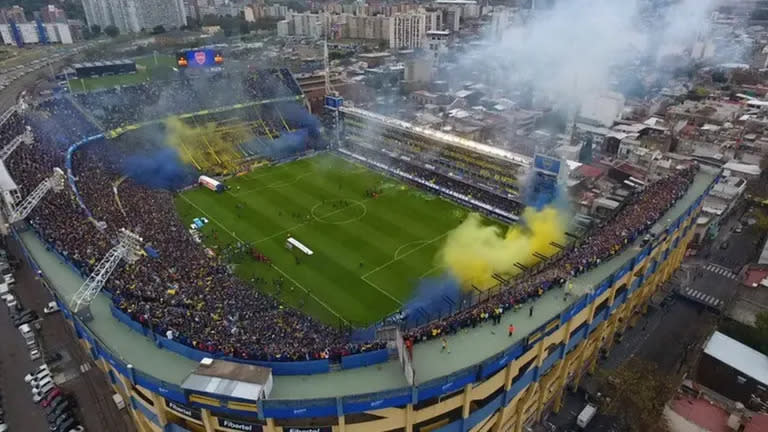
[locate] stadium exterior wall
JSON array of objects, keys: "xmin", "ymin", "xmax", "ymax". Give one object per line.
[{"xmin": 12, "ymin": 177, "xmax": 715, "ymax": 432}]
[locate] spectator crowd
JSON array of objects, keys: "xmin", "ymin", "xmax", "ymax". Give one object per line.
[{"xmin": 0, "ymin": 77, "xmax": 699, "ymax": 365}]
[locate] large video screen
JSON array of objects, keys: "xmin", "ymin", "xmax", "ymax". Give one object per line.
[{"xmin": 177, "ymin": 49, "xmax": 223, "ymax": 68}]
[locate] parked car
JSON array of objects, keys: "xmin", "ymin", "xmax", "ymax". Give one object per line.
[
  {"xmin": 55, "ymin": 417, "xmax": 76, "ymax": 432},
  {"xmin": 25, "ymin": 364, "xmax": 50, "ymax": 382},
  {"xmin": 30, "ymin": 348, "xmax": 41, "ymax": 361},
  {"xmin": 33, "ymin": 384, "xmax": 57, "ymax": 403},
  {"xmin": 43, "ymin": 302, "xmax": 60, "ymax": 314},
  {"xmin": 29, "ymin": 371, "xmax": 52, "ymax": 386},
  {"xmin": 43, "ymin": 395, "xmax": 65, "ymax": 411},
  {"xmin": 47, "ymin": 402, "xmax": 71, "ymax": 423},
  {"xmin": 68, "ymin": 426, "xmax": 84, "ymax": 432},
  {"xmin": 49, "ymin": 412, "xmax": 73, "ymax": 431}
]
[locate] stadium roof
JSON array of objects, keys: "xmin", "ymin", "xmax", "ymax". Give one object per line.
[
  {"xmin": 181, "ymin": 359, "xmax": 272, "ymax": 401},
  {"xmin": 0, "ymin": 160, "xmax": 18, "ymax": 192},
  {"xmin": 341, "ymin": 106, "xmax": 532, "ymax": 167},
  {"xmin": 20, "ymin": 169, "xmax": 717, "ymax": 400},
  {"xmin": 704, "ymin": 331, "xmax": 768, "ymax": 386}
]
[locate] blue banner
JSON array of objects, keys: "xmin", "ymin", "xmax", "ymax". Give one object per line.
[
  {"xmin": 341, "ymin": 349, "xmax": 388, "ymax": 370},
  {"xmin": 417, "ymin": 370, "xmax": 476, "ymax": 402}
]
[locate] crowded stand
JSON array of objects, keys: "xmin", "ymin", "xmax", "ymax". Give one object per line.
[
  {"xmin": 343, "ymin": 115, "xmax": 521, "ymax": 199},
  {"xmin": 346, "ymin": 142, "xmax": 523, "ymax": 216},
  {"xmin": 70, "ymin": 69, "xmax": 303, "ymax": 131},
  {"xmin": 0, "ymin": 83, "xmax": 699, "ymax": 365},
  {"xmin": 402, "ymin": 164, "xmax": 697, "ymax": 343}
]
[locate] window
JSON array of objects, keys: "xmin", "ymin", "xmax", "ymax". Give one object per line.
[{"xmin": 737, "ymin": 376, "xmax": 747, "ymax": 384}]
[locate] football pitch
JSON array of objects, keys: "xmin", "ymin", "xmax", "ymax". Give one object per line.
[{"xmin": 175, "ymin": 153, "xmax": 476, "ymax": 326}]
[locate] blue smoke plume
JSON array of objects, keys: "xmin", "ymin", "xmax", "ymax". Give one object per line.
[
  {"xmin": 121, "ymin": 147, "xmax": 198, "ymax": 190},
  {"xmin": 402, "ymin": 273, "xmax": 461, "ymax": 327}
]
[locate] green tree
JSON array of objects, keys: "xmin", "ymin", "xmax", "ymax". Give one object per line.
[
  {"xmin": 598, "ymin": 359, "xmax": 677, "ymax": 432},
  {"xmin": 152, "ymin": 25, "xmax": 166, "ymax": 34},
  {"xmin": 104, "ymin": 25, "xmax": 120, "ymax": 38},
  {"xmin": 90, "ymin": 24, "xmax": 101, "ymax": 35}
]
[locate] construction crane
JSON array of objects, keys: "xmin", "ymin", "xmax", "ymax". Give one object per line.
[
  {"xmin": 0, "ymin": 128, "xmax": 33, "ymax": 160},
  {"xmin": 4, "ymin": 167, "xmax": 65, "ymax": 224},
  {"xmin": 70, "ymin": 229, "xmax": 144, "ymax": 321}
]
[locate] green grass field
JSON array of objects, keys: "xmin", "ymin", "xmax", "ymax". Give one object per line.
[
  {"xmin": 69, "ymin": 54, "xmax": 177, "ymax": 93},
  {"xmin": 175, "ymin": 153, "xmax": 475, "ymax": 326}
]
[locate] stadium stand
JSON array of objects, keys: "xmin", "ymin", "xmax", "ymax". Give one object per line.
[{"xmin": 1, "ymin": 88, "xmax": 701, "ymax": 367}]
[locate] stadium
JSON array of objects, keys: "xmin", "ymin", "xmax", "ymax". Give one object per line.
[{"xmin": 0, "ymin": 53, "xmax": 719, "ymax": 432}]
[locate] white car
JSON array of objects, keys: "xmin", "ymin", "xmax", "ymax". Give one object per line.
[
  {"xmin": 0, "ymin": 422, "xmax": 8, "ymax": 432},
  {"xmin": 68, "ymin": 426, "xmax": 85, "ymax": 432},
  {"xmin": 30, "ymin": 348, "xmax": 41, "ymax": 361},
  {"xmin": 24, "ymin": 364, "xmax": 49, "ymax": 382},
  {"xmin": 43, "ymin": 302, "xmax": 60, "ymax": 314},
  {"xmin": 5, "ymin": 295, "xmax": 16, "ymax": 308},
  {"xmin": 28, "ymin": 371, "xmax": 52, "ymax": 386}
]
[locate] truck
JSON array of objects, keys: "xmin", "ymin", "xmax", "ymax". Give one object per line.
[
  {"xmin": 199, "ymin": 175, "xmax": 226, "ymax": 193},
  {"xmin": 577, "ymin": 403, "xmax": 597, "ymax": 429}
]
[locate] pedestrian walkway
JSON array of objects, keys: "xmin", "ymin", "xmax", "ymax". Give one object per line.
[
  {"xmin": 703, "ymin": 263, "xmax": 739, "ymax": 281},
  {"xmin": 680, "ymin": 287, "xmax": 724, "ymax": 309}
]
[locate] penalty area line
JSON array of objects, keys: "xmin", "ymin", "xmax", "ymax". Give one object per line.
[
  {"xmin": 361, "ymin": 230, "xmax": 451, "ymax": 279},
  {"xmin": 270, "ymin": 264, "xmax": 350, "ymax": 326},
  {"xmin": 360, "ymin": 275, "xmax": 403, "ymax": 307}
]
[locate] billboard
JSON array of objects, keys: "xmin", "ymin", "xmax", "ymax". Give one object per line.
[
  {"xmin": 178, "ymin": 49, "xmax": 223, "ymax": 68},
  {"xmin": 533, "ymin": 154, "xmax": 561, "ymax": 175}
]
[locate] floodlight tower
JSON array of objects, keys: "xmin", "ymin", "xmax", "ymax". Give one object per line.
[
  {"xmin": 1, "ymin": 167, "xmax": 66, "ymax": 229},
  {"xmin": 70, "ymin": 229, "xmax": 144, "ymax": 321},
  {"xmin": 0, "ymin": 127, "xmax": 33, "ymax": 160},
  {"xmin": 0, "ymin": 104, "xmax": 20, "ymax": 128}
]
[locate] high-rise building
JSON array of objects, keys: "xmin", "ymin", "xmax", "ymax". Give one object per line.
[
  {"xmin": 41, "ymin": 5, "xmax": 68, "ymax": 23},
  {"xmin": 389, "ymin": 12, "xmax": 425, "ymax": 50},
  {"xmin": 80, "ymin": 0, "xmax": 186, "ymax": 33},
  {"xmin": 425, "ymin": 10, "xmax": 442, "ymax": 32},
  {"xmin": 343, "ymin": 14, "xmax": 389, "ymax": 40}
]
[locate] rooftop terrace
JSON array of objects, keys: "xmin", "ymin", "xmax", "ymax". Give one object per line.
[{"xmin": 19, "ymin": 169, "xmax": 716, "ymax": 400}]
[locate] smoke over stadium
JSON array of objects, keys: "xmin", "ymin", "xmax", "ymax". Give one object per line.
[
  {"xmin": 453, "ymin": 0, "xmax": 725, "ymax": 106},
  {"xmin": 438, "ymin": 206, "xmax": 568, "ymax": 289}
]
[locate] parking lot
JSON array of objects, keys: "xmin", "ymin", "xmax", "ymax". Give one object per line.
[{"xmin": 0, "ymin": 238, "xmax": 134, "ymax": 432}]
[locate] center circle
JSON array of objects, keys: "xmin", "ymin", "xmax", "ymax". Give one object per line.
[{"xmin": 311, "ymin": 200, "xmax": 367, "ymax": 224}]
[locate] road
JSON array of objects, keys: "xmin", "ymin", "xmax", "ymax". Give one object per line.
[
  {"xmin": 0, "ymin": 278, "xmax": 51, "ymax": 432},
  {"xmin": 543, "ymin": 203, "xmax": 760, "ymax": 431},
  {"xmin": 1, "ymin": 238, "xmax": 134, "ymax": 432}
]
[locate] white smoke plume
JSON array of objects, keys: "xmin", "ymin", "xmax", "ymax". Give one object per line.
[{"xmin": 452, "ymin": 0, "xmax": 726, "ymax": 106}]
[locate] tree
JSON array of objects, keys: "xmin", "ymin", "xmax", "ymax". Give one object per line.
[
  {"xmin": 104, "ymin": 25, "xmax": 120, "ymax": 38},
  {"xmin": 90, "ymin": 24, "xmax": 101, "ymax": 35},
  {"xmin": 152, "ymin": 25, "xmax": 166, "ymax": 34},
  {"xmin": 598, "ymin": 359, "xmax": 677, "ymax": 432}
]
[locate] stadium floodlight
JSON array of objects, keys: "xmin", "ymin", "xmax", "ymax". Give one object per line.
[
  {"xmin": 6, "ymin": 167, "xmax": 65, "ymax": 224},
  {"xmin": 70, "ymin": 229, "xmax": 144, "ymax": 321},
  {"xmin": 0, "ymin": 104, "xmax": 20, "ymax": 129},
  {"xmin": 0, "ymin": 128, "xmax": 33, "ymax": 160}
]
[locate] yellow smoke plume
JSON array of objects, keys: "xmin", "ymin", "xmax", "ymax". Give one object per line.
[
  {"xmin": 165, "ymin": 117, "xmax": 253, "ymax": 174},
  {"xmin": 438, "ymin": 206, "xmax": 568, "ymax": 289}
]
